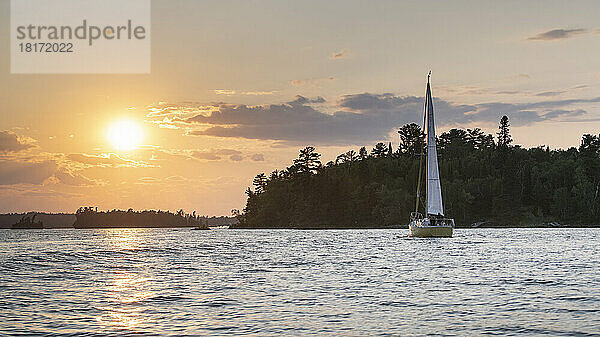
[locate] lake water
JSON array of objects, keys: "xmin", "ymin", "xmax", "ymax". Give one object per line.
[{"xmin": 1, "ymin": 228, "xmax": 599, "ymax": 336}]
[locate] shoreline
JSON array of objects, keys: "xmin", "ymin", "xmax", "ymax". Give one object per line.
[{"xmin": 3, "ymin": 223, "xmax": 600, "ymax": 230}]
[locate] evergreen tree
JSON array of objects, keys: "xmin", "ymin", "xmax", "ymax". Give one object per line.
[
  {"xmin": 293, "ymin": 146, "xmax": 322, "ymax": 173},
  {"xmin": 335, "ymin": 153, "xmax": 347, "ymax": 165},
  {"xmin": 497, "ymin": 115, "xmax": 512, "ymax": 146},
  {"xmin": 371, "ymin": 142, "xmax": 388, "ymax": 157},
  {"xmin": 346, "ymin": 150, "xmax": 357, "ymax": 162},
  {"xmin": 336, "ymin": 150, "xmax": 358, "ymax": 164},
  {"xmin": 398, "ymin": 123, "xmax": 424, "ymax": 155},
  {"xmin": 467, "ymin": 128, "xmax": 494, "ymax": 149},
  {"xmin": 252, "ymin": 173, "xmax": 267, "ymax": 193},
  {"xmin": 358, "ymin": 146, "xmax": 368, "ymax": 160}
]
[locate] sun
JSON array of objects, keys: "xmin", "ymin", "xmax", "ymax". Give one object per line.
[{"xmin": 107, "ymin": 120, "xmax": 143, "ymax": 151}]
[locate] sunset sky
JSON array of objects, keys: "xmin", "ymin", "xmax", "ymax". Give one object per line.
[{"xmin": 1, "ymin": 0, "xmax": 600, "ymax": 215}]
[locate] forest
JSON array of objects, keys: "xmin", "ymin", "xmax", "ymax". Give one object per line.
[{"xmin": 233, "ymin": 117, "xmax": 600, "ymax": 229}]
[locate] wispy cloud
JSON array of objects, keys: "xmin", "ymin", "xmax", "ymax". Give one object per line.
[
  {"xmin": 191, "ymin": 149, "xmax": 244, "ymax": 161},
  {"xmin": 290, "ymin": 77, "xmax": 335, "ymax": 88},
  {"xmin": 213, "ymin": 89, "xmax": 276, "ymax": 96},
  {"xmin": 528, "ymin": 28, "xmax": 586, "ymax": 41},
  {"xmin": 536, "ymin": 90, "xmax": 565, "ymax": 97},
  {"xmin": 241, "ymin": 91, "xmax": 276, "ymax": 96},
  {"xmin": 67, "ymin": 153, "xmax": 155, "ymax": 168},
  {"xmin": 329, "ymin": 49, "xmax": 348, "ymax": 60},
  {"xmin": 53, "ymin": 168, "xmax": 95, "ymax": 186},
  {"xmin": 213, "ymin": 89, "xmax": 237, "ymax": 95}
]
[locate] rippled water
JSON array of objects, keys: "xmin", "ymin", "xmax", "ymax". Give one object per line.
[{"xmin": 1, "ymin": 228, "xmax": 599, "ymax": 336}]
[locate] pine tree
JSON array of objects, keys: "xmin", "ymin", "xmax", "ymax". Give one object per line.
[
  {"xmin": 497, "ymin": 115, "xmax": 512, "ymax": 146},
  {"xmin": 398, "ymin": 123, "xmax": 425, "ymax": 155},
  {"xmin": 371, "ymin": 142, "xmax": 387, "ymax": 157},
  {"xmin": 293, "ymin": 146, "xmax": 322, "ymax": 173},
  {"xmin": 346, "ymin": 150, "xmax": 357, "ymax": 162},
  {"xmin": 358, "ymin": 146, "xmax": 368, "ymax": 160},
  {"xmin": 252, "ymin": 173, "xmax": 268, "ymax": 193},
  {"xmin": 335, "ymin": 153, "xmax": 347, "ymax": 164}
]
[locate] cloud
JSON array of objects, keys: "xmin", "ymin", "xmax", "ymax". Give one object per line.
[
  {"xmin": 241, "ymin": 91, "xmax": 276, "ymax": 96},
  {"xmin": 151, "ymin": 117, "xmax": 180, "ymax": 129},
  {"xmin": 468, "ymin": 97, "xmax": 600, "ymax": 125},
  {"xmin": 215, "ymin": 149, "xmax": 242, "ymax": 156},
  {"xmin": 541, "ymin": 109, "xmax": 586, "ymax": 120},
  {"xmin": 138, "ymin": 176, "xmax": 161, "ymax": 184},
  {"xmin": 191, "ymin": 151, "xmax": 220, "ymax": 160},
  {"xmin": 186, "ymin": 97, "xmax": 329, "ymax": 127},
  {"xmin": 213, "ymin": 89, "xmax": 276, "ymax": 96},
  {"xmin": 0, "ymin": 131, "xmax": 34, "ymax": 153},
  {"xmin": 496, "ymin": 90, "xmax": 522, "ymax": 95},
  {"xmin": 330, "ymin": 49, "xmax": 348, "ymax": 60},
  {"xmin": 191, "ymin": 149, "xmax": 243, "ymax": 161},
  {"xmin": 53, "ymin": 168, "xmax": 95, "ymax": 186},
  {"xmin": 145, "ymin": 103, "xmax": 218, "ymax": 120},
  {"xmin": 174, "ymin": 93, "xmax": 600, "ymax": 145},
  {"xmin": 182, "ymin": 94, "xmax": 472, "ymax": 144},
  {"xmin": 290, "ymin": 77, "xmax": 335, "ymax": 87},
  {"xmin": 289, "ymin": 95, "xmax": 326, "ymax": 105},
  {"xmin": 439, "ymin": 85, "xmax": 527, "ymax": 96},
  {"xmin": 536, "ymin": 90, "xmax": 565, "ymax": 97},
  {"xmin": 213, "ymin": 89, "xmax": 237, "ymax": 95},
  {"xmin": 67, "ymin": 153, "xmax": 154, "ymax": 168},
  {"xmin": 166, "ymin": 175, "xmax": 186, "ymax": 182},
  {"xmin": 251, "ymin": 153, "xmax": 265, "ymax": 161},
  {"xmin": 0, "ymin": 160, "xmax": 57, "ymax": 185},
  {"xmin": 136, "ymin": 175, "xmax": 191, "ymax": 185},
  {"xmin": 528, "ymin": 28, "xmax": 586, "ymax": 40}
]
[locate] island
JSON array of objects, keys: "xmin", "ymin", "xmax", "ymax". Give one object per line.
[
  {"xmin": 11, "ymin": 214, "xmax": 44, "ymax": 229},
  {"xmin": 73, "ymin": 207, "xmax": 209, "ymax": 229},
  {"xmin": 232, "ymin": 118, "xmax": 600, "ymax": 229}
]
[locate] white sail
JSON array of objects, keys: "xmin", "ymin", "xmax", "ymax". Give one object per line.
[{"xmin": 425, "ymin": 77, "xmax": 444, "ymax": 216}]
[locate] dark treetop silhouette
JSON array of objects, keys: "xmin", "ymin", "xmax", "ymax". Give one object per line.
[
  {"xmin": 233, "ymin": 117, "xmax": 600, "ymax": 229},
  {"xmin": 74, "ymin": 207, "xmax": 208, "ymax": 229}
]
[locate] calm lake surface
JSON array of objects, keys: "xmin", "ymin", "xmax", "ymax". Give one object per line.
[{"xmin": 1, "ymin": 228, "xmax": 599, "ymax": 336}]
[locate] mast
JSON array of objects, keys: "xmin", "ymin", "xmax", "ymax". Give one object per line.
[
  {"xmin": 425, "ymin": 72, "xmax": 444, "ymax": 216},
  {"xmin": 415, "ymin": 103, "xmax": 425, "ymax": 214}
]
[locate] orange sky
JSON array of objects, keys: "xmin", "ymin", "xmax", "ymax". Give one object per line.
[{"xmin": 1, "ymin": 0, "xmax": 599, "ymax": 215}]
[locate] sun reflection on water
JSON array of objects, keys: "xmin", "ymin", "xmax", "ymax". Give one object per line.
[
  {"xmin": 103, "ymin": 228, "xmax": 147, "ymax": 250},
  {"xmin": 96, "ymin": 273, "xmax": 156, "ymax": 331},
  {"xmin": 95, "ymin": 229, "xmax": 155, "ymax": 332}
]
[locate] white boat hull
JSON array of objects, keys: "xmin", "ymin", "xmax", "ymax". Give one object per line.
[{"xmin": 409, "ymin": 218, "xmax": 454, "ymax": 238}]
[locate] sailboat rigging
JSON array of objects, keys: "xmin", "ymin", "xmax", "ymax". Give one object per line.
[{"xmin": 408, "ymin": 72, "xmax": 454, "ymax": 237}]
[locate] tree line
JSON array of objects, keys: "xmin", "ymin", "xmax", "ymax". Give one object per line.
[
  {"xmin": 74, "ymin": 207, "xmax": 208, "ymax": 228},
  {"xmin": 233, "ymin": 117, "xmax": 600, "ymax": 228}
]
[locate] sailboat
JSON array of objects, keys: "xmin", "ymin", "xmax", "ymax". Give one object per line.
[{"xmin": 408, "ymin": 72, "xmax": 454, "ymax": 238}]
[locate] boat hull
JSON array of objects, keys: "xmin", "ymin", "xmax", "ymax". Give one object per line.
[
  {"xmin": 409, "ymin": 224, "xmax": 453, "ymax": 238},
  {"xmin": 409, "ymin": 217, "xmax": 454, "ymax": 237}
]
